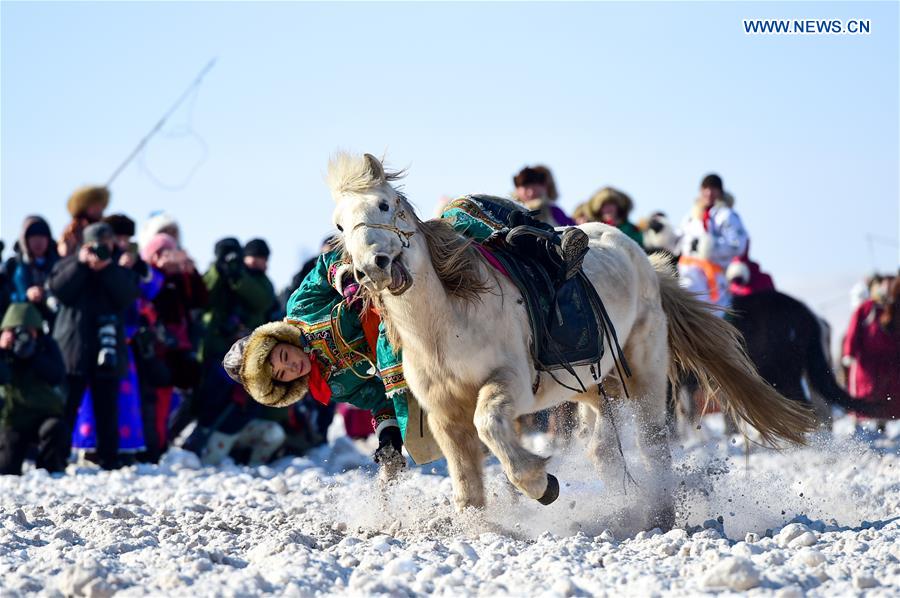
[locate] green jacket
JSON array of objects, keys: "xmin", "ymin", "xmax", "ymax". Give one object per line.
[
  {"xmin": 201, "ymin": 265, "xmax": 276, "ymax": 360},
  {"xmin": 618, "ymin": 221, "xmax": 644, "ymax": 247},
  {"xmin": 0, "ymin": 337, "xmax": 66, "ymax": 430},
  {"xmin": 286, "ymin": 251, "xmax": 405, "ymax": 433}
]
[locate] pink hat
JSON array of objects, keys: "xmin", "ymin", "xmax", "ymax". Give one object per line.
[{"xmin": 141, "ymin": 232, "xmax": 178, "ymax": 263}]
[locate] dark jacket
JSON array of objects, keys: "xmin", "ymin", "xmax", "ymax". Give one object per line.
[
  {"xmin": 0, "ymin": 335, "xmax": 66, "ymax": 429},
  {"xmin": 200, "ymin": 264, "xmax": 275, "ymax": 360},
  {"xmin": 48, "ymin": 253, "xmax": 140, "ymax": 378}
]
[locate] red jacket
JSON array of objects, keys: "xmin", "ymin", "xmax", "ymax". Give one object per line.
[{"xmin": 842, "ymin": 300, "xmax": 900, "ymax": 419}]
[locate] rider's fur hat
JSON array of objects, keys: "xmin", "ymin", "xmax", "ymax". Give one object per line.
[
  {"xmin": 67, "ymin": 186, "xmax": 110, "ymax": 218},
  {"xmin": 226, "ymin": 320, "xmax": 310, "ymax": 407}
]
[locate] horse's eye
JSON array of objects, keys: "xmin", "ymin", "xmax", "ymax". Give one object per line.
[
  {"xmin": 336, "ymin": 224, "xmax": 344, "ymax": 232},
  {"xmin": 378, "ymin": 201, "xmax": 389, "ymax": 212}
]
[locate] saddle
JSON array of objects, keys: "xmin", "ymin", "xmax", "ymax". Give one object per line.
[
  {"xmin": 447, "ymin": 195, "xmax": 606, "ymax": 373},
  {"xmin": 489, "ymin": 246, "xmax": 605, "ymax": 372}
]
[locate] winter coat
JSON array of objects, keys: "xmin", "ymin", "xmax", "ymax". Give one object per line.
[
  {"xmin": 47, "ymin": 253, "xmax": 140, "ymax": 378},
  {"xmin": 842, "ymin": 300, "xmax": 900, "ymax": 419},
  {"xmin": 0, "ymin": 335, "xmax": 66, "ymax": 429},
  {"xmin": 5, "ymin": 216, "xmax": 60, "ymax": 324},
  {"xmin": 153, "ymin": 269, "xmax": 208, "ymax": 350},
  {"xmin": 285, "ymin": 251, "xmax": 401, "ymax": 435},
  {"xmin": 677, "ymin": 197, "xmax": 749, "ymax": 307},
  {"xmin": 200, "ymin": 264, "xmax": 276, "ymax": 360}
]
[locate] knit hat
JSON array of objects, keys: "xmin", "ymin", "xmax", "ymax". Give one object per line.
[
  {"xmin": 214, "ymin": 237, "xmax": 243, "ymax": 262},
  {"xmin": 231, "ymin": 321, "xmax": 310, "ymax": 407},
  {"xmin": 82, "ymin": 222, "xmax": 114, "ymax": 245},
  {"xmin": 141, "ymin": 233, "xmax": 178, "ymax": 262},
  {"xmin": 244, "ymin": 238, "xmax": 271, "ymax": 259},
  {"xmin": 103, "ymin": 214, "xmax": 136, "ymax": 237},
  {"xmin": 67, "ymin": 186, "xmax": 110, "ymax": 218},
  {"xmin": 24, "ymin": 218, "xmax": 51, "ymax": 239},
  {"xmin": 1, "ymin": 303, "xmax": 43, "ymax": 331}
]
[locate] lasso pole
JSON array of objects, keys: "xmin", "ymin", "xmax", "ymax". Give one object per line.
[{"xmin": 105, "ymin": 58, "xmax": 217, "ymax": 187}]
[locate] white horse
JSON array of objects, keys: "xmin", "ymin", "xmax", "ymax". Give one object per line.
[{"xmin": 329, "ymin": 153, "xmax": 815, "ymax": 526}]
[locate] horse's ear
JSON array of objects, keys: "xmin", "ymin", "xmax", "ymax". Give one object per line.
[{"xmin": 364, "ymin": 153, "xmax": 386, "ymax": 183}]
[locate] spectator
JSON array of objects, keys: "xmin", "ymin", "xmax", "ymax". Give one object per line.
[
  {"xmin": 58, "ymin": 186, "xmax": 109, "ymax": 258},
  {"xmin": 0, "ymin": 303, "xmax": 68, "ymax": 475},
  {"xmin": 676, "ymin": 174, "xmax": 749, "ymax": 309},
  {"xmin": 48, "ymin": 222, "xmax": 140, "ymax": 470},
  {"xmin": 187, "ymin": 237, "xmax": 277, "ymax": 458},
  {"xmin": 512, "ymin": 165, "xmax": 575, "ymax": 227},
  {"xmin": 141, "ymin": 232, "xmax": 207, "ymax": 461},
  {"xmin": 0, "ymin": 241, "xmax": 10, "ymax": 319},
  {"xmin": 3, "ymin": 216, "xmax": 59, "ymax": 327},
  {"xmin": 71, "ymin": 215, "xmax": 162, "ymax": 465},
  {"xmin": 842, "ymin": 275, "xmax": 900, "ymax": 423},
  {"xmin": 137, "ymin": 211, "xmax": 181, "ymax": 254},
  {"xmin": 584, "ymin": 187, "xmax": 644, "ymax": 246}
]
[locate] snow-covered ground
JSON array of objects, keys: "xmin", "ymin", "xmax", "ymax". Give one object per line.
[{"xmin": 1, "ymin": 415, "xmax": 898, "ymax": 597}]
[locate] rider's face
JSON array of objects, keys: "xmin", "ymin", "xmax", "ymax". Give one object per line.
[{"xmin": 269, "ymin": 342, "xmax": 311, "ymax": 383}]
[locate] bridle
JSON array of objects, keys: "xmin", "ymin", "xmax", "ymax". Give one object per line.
[{"xmin": 350, "ymin": 196, "xmax": 417, "ymax": 249}]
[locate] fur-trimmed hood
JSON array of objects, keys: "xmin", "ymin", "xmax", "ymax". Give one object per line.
[
  {"xmin": 587, "ymin": 187, "xmax": 634, "ymax": 219},
  {"xmin": 224, "ymin": 320, "xmax": 310, "ymax": 408}
]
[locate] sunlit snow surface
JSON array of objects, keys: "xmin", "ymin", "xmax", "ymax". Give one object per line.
[{"xmin": 1, "ymin": 415, "xmax": 897, "ymax": 596}]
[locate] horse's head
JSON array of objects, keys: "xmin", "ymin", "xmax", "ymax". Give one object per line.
[{"xmin": 328, "ymin": 152, "xmax": 418, "ymax": 296}]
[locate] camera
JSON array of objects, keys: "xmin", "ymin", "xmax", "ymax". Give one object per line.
[
  {"xmin": 96, "ymin": 315, "xmax": 118, "ymax": 370},
  {"xmin": 88, "ymin": 242, "xmax": 111, "ymax": 261},
  {"xmin": 10, "ymin": 326, "xmax": 37, "ymax": 360}
]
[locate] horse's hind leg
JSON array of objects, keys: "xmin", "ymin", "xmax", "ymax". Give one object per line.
[
  {"xmin": 627, "ymin": 315, "xmax": 676, "ymax": 530},
  {"xmin": 575, "ymin": 389, "xmax": 628, "ymax": 484},
  {"xmin": 474, "ymin": 370, "xmax": 555, "ymax": 503},
  {"xmin": 428, "ymin": 413, "xmax": 485, "ymax": 511}
]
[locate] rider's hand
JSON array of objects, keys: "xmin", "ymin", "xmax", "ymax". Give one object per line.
[{"xmin": 374, "ymin": 425, "xmax": 405, "ymax": 467}]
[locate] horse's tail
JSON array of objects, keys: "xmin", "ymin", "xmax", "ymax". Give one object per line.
[{"xmin": 649, "ymin": 253, "xmax": 816, "ymax": 445}]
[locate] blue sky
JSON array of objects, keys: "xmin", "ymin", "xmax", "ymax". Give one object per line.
[{"xmin": 2, "ymin": 2, "xmax": 897, "ymax": 337}]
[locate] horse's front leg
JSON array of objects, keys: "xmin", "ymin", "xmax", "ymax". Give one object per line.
[
  {"xmin": 428, "ymin": 412, "xmax": 485, "ymax": 511},
  {"xmin": 474, "ymin": 369, "xmax": 558, "ymax": 505}
]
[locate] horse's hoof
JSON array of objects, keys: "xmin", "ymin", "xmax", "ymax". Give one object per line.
[{"xmin": 538, "ymin": 474, "xmax": 560, "ymax": 505}]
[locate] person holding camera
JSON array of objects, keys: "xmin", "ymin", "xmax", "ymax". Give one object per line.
[
  {"xmin": 181, "ymin": 238, "xmax": 276, "ymax": 456},
  {"xmin": 140, "ymin": 232, "xmax": 207, "ymax": 460},
  {"xmin": 48, "ymin": 222, "xmax": 140, "ymax": 470},
  {"xmin": 0, "ymin": 303, "xmax": 69, "ymax": 475}
]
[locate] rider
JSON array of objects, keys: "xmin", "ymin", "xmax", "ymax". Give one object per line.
[
  {"xmin": 676, "ymin": 174, "xmax": 748, "ymax": 309},
  {"xmin": 223, "ymin": 195, "xmax": 590, "ymax": 468}
]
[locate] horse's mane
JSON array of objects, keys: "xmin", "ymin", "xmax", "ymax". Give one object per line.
[
  {"xmin": 412, "ymin": 211, "xmax": 491, "ymax": 302},
  {"xmin": 326, "ymin": 152, "xmax": 406, "ymax": 199}
]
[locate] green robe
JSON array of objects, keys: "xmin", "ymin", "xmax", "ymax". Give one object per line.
[{"xmin": 285, "ymin": 251, "xmax": 406, "ymax": 432}]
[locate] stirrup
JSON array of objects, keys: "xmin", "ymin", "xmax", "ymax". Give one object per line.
[
  {"xmin": 559, "ymin": 227, "xmax": 589, "ymax": 280},
  {"xmin": 506, "ymin": 225, "xmax": 555, "ymax": 246}
]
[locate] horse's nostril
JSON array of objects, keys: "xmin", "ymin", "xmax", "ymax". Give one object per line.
[
  {"xmin": 355, "ymin": 269, "xmax": 366, "ymax": 281},
  {"xmin": 374, "ymin": 254, "xmax": 391, "ymax": 271}
]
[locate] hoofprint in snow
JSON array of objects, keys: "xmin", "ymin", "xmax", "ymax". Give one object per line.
[{"xmin": 1, "ymin": 415, "xmax": 898, "ymax": 597}]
